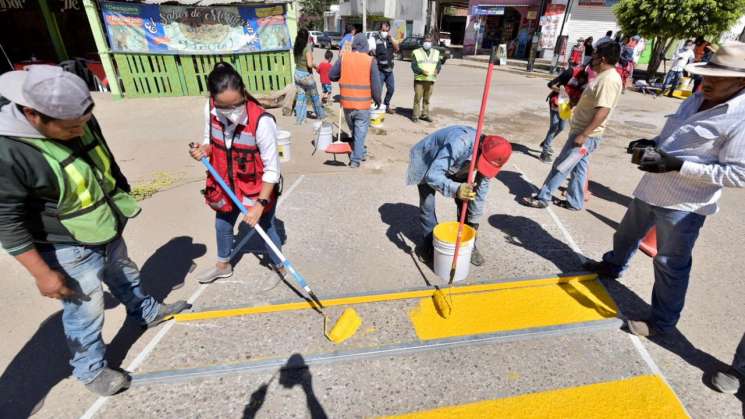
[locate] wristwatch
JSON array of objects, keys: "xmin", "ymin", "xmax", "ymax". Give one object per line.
[{"xmin": 257, "ymin": 198, "xmax": 270, "ymax": 207}]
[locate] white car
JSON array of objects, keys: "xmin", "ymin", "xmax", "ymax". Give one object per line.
[{"xmin": 309, "ymin": 31, "xmax": 324, "ymax": 47}]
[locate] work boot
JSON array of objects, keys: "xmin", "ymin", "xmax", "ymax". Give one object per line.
[
  {"xmin": 385, "ymin": 106, "xmax": 394, "ymax": 114},
  {"xmin": 539, "ymin": 152, "xmax": 553, "ymax": 163},
  {"xmin": 470, "ymin": 246, "xmax": 485, "ymax": 266},
  {"xmin": 710, "ymin": 369, "xmax": 743, "ymax": 394},
  {"xmin": 411, "ymin": 117, "xmax": 419, "ymax": 123},
  {"xmin": 85, "ymin": 368, "xmax": 131, "ymax": 396},
  {"xmin": 582, "ymin": 259, "xmax": 620, "ymax": 280},
  {"xmin": 146, "ymin": 300, "xmax": 191, "ymax": 329},
  {"xmin": 195, "ymin": 264, "xmax": 233, "ymax": 284},
  {"xmin": 625, "ymin": 319, "xmax": 663, "ymax": 337},
  {"xmin": 420, "ymin": 115, "xmax": 433, "ymax": 123}
]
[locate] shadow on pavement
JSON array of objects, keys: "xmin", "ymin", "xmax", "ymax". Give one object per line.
[
  {"xmin": 243, "ymin": 353, "xmax": 328, "ymax": 419},
  {"xmin": 509, "ymin": 142, "xmax": 541, "ymax": 160},
  {"xmin": 0, "ymin": 236, "xmax": 205, "ymax": 418},
  {"xmin": 586, "ymin": 208, "xmax": 620, "ymax": 231},
  {"xmin": 588, "ymin": 181, "xmax": 632, "ymax": 207},
  {"xmin": 378, "ymin": 203, "xmax": 432, "ymax": 285},
  {"xmin": 230, "ymin": 217, "xmax": 288, "ymax": 268},
  {"xmin": 488, "ymin": 213, "xmax": 581, "ymax": 273},
  {"xmin": 496, "ymin": 170, "xmax": 537, "ymax": 203},
  {"xmin": 394, "ymin": 107, "xmax": 413, "ymax": 119}
]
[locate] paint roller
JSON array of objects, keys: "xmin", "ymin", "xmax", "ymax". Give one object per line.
[
  {"xmin": 432, "ymin": 46, "xmax": 498, "ymax": 319},
  {"xmin": 191, "ymin": 145, "xmax": 362, "ymax": 344}
]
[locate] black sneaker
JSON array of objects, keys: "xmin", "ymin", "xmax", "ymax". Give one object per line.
[
  {"xmin": 582, "ymin": 259, "xmax": 620, "ymax": 279},
  {"xmin": 85, "ymin": 368, "xmax": 131, "ymax": 396},
  {"xmin": 146, "ymin": 300, "xmax": 191, "ymax": 329},
  {"xmin": 540, "ymin": 153, "xmax": 553, "ymax": 163},
  {"xmin": 411, "ymin": 117, "xmax": 419, "ymax": 123},
  {"xmin": 420, "ymin": 116, "xmax": 433, "ymax": 123}
]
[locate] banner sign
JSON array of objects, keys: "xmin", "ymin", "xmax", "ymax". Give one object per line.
[
  {"xmin": 471, "ymin": 5, "xmax": 505, "ymax": 16},
  {"xmin": 101, "ymin": 1, "xmax": 291, "ymax": 54}
]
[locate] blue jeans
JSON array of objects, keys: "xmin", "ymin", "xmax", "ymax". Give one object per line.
[
  {"xmin": 417, "ymin": 183, "xmax": 479, "ymax": 249},
  {"xmin": 294, "ymin": 69, "xmax": 325, "ymax": 124},
  {"xmin": 663, "ymin": 70, "xmax": 683, "ymax": 92},
  {"xmin": 379, "ymin": 70, "xmax": 395, "ymax": 106},
  {"xmin": 541, "ymin": 107, "xmax": 566, "ymax": 156},
  {"xmin": 344, "ymin": 109, "xmax": 370, "ymax": 164},
  {"xmin": 38, "ymin": 238, "xmax": 160, "ymax": 383},
  {"xmin": 536, "ymin": 134, "xmax": 599, "ymax": 209},
  {"xmin": 601, "ymin": 198, "xmax": 706, "ymax": 331},
  {"xmin": 215, "ymin": 204, "xmax": 282, "ymax": 267}
]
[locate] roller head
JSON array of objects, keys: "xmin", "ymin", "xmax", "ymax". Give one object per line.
[
  {"xmin": 324, "ymin": 308, "xmax": 362, "ymax": 344},
  {"xmin": 432, "ymin": 289, "xmax": 452, "ymax": 319}
]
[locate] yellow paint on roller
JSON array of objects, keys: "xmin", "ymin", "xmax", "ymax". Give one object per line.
[
  {"xmin": 433, "ymin": 221, "xmax": 476, "ymax": 244},
  {"xmin": 173, "ymin": 274, "xmax": 598, "ymax": 322},
  {"xmin": 380, "ymin": 375, "xmax": 688, "ymax": 418},
  {"xmin": 409, "ymin": 279, "xmax": 617, "ymax": 340}
]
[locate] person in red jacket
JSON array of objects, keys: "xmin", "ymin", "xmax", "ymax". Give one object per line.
[
  {"xmin": 318, "ymin": 50, "xmax": 334, "ymax": 104},
  {"xmin": 189, "ymin": 63, "xmax": 284, "ymax": 284}
]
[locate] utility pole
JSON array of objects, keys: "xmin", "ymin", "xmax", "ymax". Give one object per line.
[
  {"xmin": 550, "ymin": 0, "xmax": 574, "ymax": 74},
  {"xmin": 362, "ymin": 0, "xmax": 367, "ymax": 32},
  {"xmin": 527, "ymin": 0, "xmax": 549, "ymax": 72}
]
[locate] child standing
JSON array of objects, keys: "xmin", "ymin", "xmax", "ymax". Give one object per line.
[{"xmin": 318, "ymin": 50, "xmax": 333, "ymax": 104}]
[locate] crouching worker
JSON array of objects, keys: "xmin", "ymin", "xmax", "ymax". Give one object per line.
[
  {"xmin": 190, "ymin": 63, "xmax": 284, "ymax": 284},
  {"xmin": 0, "ymin": 66, "xmax": 189, "ymax": 396},
  {"xmin": 406, "ymin": 125, "xmax": 512, "ymax": 266}
]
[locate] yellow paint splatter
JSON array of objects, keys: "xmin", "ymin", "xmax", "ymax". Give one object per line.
[
  {"xmin": 409, "ymin": 279, "xmax": 617, "ymax": 341},
  {"xmin": 380, "ymin": 375, "xmax": 688, "ymax": 418}
]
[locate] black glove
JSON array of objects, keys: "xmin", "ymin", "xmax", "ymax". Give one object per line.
[
  {"xmin": 638, "ymin": 148, "xmax": 684, "ymax": 173},
  {"xmin": 627, "ymin": 138, "xmax": 657, "ymax": 154}
]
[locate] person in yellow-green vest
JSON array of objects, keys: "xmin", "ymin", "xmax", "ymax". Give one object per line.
[
  {"xmin": 0, "ymin": 66, "xmax": 189, "ymax": 397},
  {"xmin": 411, "ymin": 34, "xmax": 444, "ymax": 123}
]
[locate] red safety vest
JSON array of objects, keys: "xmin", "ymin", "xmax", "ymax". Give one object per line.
[{"xmin": 204, "ymin": 98, "xmax": 277, "ymax": 213}]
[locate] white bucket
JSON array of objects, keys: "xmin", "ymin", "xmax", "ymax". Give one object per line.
[
  {"xmin": 316, "ymin": 122, "xmax": 333, "ymax": 152},
  {"xmin": 277, "ymin": 130, "xmax": 291, "ymax": 163},
  {"xmin": 432, "ymin": 222, "xmax": 476, "ymax": 283},
  {"xmin": 370, "ymin": 106, "xmax": 385, "ymax": 128}
]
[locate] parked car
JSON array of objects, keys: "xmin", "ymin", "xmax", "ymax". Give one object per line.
[
  {"xmin": 309, "ymin": 31, "xmax": 324, "ymax": 47},
  {"xmin": 325, "ymin": 32, "xmax": 343, "ymax": 49},
  {"xmin": 315, "ymin": 32, "xmax": 333, "ymax": 49},
  {"xmin": 396, "ymin": 36, "xmax": 451, "ymax": 63}
]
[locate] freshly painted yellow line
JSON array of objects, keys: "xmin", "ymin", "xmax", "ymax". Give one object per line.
[
  {"xmin": 173, "ymin": 274, "xmax": 598, "ymax": 322},
  {"xmin": 381, "ymin": 375, "xmax": 688, "ymax": 418},
  {"xmin": 409, "ymin": 279, "xmax": 617, "ymax": 340}
]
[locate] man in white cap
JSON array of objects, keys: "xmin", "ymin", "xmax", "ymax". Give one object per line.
[
  {"xmin": 583, "ymin": 42, "xmax": 745, "ymax": 339},
  {"xmin": 0, "ymin": 65, "xmax": 189, "ymax": 396}
]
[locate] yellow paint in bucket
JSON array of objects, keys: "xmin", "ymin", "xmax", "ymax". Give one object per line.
[
  {"xmin": 370, "ymin": 108, "xmax": 385, "ymax": 128},
  {"xmin": 433, "ymin": 221, "xmax": 476, "ymax": 244}
]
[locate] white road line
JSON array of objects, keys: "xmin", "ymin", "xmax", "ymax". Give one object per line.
[
  {"xmin": 512, "ymin": 163, "xmax": 666, "ymax": 377},
  {"xmin": 79, "ymin": 175, "xmax": 306, "ymax": 419}
]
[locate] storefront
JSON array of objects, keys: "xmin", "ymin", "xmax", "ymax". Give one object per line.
[{"xmin": 462, "ymin": 0, "xmax": 541, "ymax": 58}]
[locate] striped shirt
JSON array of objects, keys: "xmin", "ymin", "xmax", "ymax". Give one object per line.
[{"xmin": 633, "ymin": 89, "xmax": 745, "ymax": 215}]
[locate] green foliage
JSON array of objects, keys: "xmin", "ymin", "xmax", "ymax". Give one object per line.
[
  {"xmin": 614, "ymin": 0, "xmax": 745, "ymax": 40},
  {"xmin": 299, "ymin": 0, "xmax": 329, "ymax": 29}
]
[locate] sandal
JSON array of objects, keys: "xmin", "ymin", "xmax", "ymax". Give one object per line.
[
  {"xmin": 554, "ymin": 199, "xmax": 581, "ymax": 211},
  {"xmin": 519, "ymin": 196, "xmax": 549, "ymax": 209}
]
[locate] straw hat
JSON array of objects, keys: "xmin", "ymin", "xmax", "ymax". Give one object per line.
[{"xmin": 686, "ymin": 41, "xmax": 745, "ymax": 77}]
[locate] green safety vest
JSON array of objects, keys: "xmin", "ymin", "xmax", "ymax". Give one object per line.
[
  {"xmin": 413, "ymin": 48, "xmax": 440, "ymax": 82},
  {"xmin": 15, "ymin": 125, "xmax": 141, "ymax": 245}
]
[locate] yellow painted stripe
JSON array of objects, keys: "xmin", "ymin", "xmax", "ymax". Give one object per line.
[
  {"xmin": 173, "ymin": 274, "xmax": 597, "ymax": 322},
  {"xmin": 409, "ymin": 279, "xmax": 617, "ymax": 340},
  {"xmin": 381, "ymin": 375, "xmax": 688, "ymax": 418}
]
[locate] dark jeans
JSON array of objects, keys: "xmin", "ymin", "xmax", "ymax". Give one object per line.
[
  {"xmin": 417, "ymin": 183, "xmax": 477, "ymax": 250},
  {"xmin": 601, "ymin": 198, "xmax": 706, "ymax": 331},
  {"xmin": 379, "ymin": 70, "xmax": 395, "ymax": 106}
]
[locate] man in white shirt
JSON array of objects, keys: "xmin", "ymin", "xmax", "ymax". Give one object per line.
[
  {"xmin": 663, "ymin": 40, "xmax": 695, "ymax": 96},
  {"xmin": 584, "ymin": 42, "xmax": 745, "ymax": 338}
]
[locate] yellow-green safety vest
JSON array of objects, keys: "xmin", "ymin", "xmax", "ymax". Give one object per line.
[
  {"xmin": 15, "ymin": 125, "xmax": 141, "ymax": 245},
  {"xmin": 413, "ymin": 48, "xmax": 440, "ymax": 82}
]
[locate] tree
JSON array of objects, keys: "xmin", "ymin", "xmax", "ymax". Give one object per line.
[
  {"xmin": 298, "ymin": 0, "xmax": 330, "ymax": 30},
  {"xmin": 614, "ymin": 0, "xmax": 745, "ymax": 80}
]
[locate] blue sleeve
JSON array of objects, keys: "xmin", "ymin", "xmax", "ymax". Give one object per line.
[
  {"xmin": 423, "ymin": 145, "xmax": 462, "ymax": 198},
  {"xmin": 329, "ymin": 59, "xmax": 342, "ymax": 82},
  {"xmin": 468, "ymin": 178, "xmax": 491, "ymax": 224},
  {"xmin": 370, "ymin": 60, "xmax": 382, "ymax": 104}
]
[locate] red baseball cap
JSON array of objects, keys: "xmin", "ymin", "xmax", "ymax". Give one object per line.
[{"xmin": 477, "ymin": 135, "xmax": 512, "ymax": 178}]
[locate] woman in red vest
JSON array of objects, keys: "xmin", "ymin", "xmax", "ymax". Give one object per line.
[{"xmin": 190, "ymin": 63, "xmax": 284, "ymax": 284}]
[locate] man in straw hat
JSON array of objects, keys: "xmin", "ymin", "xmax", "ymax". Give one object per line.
[
  {"xmin": 0, "ymin": 65, "xmax": 189, "ymax": 396},
  {"xmin": 583, "ymin": 42, "xmax": 745, "ymax": 339}
]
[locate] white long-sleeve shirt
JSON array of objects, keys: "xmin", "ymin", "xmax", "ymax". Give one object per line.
[
  {"xmin": 633, "ymin": 89, "xmax": 745, "ymax": 215},
  {"xmin": 202, "ymin": 100, "xmax": 280, "ymax": 184}
]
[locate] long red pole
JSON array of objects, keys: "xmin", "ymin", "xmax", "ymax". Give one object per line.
[{"xmin": 449, "ymin": 47, "xmax": 498, "ymax": 284}]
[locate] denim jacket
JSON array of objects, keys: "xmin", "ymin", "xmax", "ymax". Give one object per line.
[{"xmin": 406, "ymin": 125, "xmax": 490, "ymax": 220}]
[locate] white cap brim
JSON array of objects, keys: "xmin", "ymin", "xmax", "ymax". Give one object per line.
[
  {"xmin": 0, "ymin": 71, "xmax": 32, "ymax": 107},
  {"xmin": 685, "ymin": 62, "xmax": 745, "ymax": 78}
]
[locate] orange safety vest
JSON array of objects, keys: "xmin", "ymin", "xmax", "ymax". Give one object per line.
[{"xmin": 339, "ymin": 51, "xmax": 373, "ymax": 110}]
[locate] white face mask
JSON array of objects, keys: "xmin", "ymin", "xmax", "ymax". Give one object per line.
[
  {"xmin": 219, "ymin": 106, "xmax": 246, "ymax": 125},
  {"xmin": 380, "ymin": 31, "xmax": 388, "ymax": 38},
  {"xmin": 423, "ymin": 41, "xmax": 432, "ymax": 50}
]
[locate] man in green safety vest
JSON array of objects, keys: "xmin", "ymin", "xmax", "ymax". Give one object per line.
[
  {"xmin": 0, "ymin": 66, "xmax": 189, "ymax": 396},
  {"xmin": 411, "ymin": 34, "xmax": 443, "ymax": 123}
]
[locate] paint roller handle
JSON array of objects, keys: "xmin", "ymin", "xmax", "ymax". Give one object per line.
[{"xmin": 198, "ymin": 156, "xmax": 250, "ymax": 215}]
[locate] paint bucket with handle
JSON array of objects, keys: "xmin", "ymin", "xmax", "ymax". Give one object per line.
[{"xmin": 432, "ymin": 222, "xmax": 476, "ymax": 283}]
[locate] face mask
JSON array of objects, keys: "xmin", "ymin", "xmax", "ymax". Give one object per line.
[
  {"xmin": 380, "ymin": 31, "xmax": 388, "ymax": 38},
  {"xmin": 219, "ymin": 106, "xmax": 246, "ymax": 125},
  {"xmin": 423, "ymin": 41, "xmax": 432, "ymax": 50}
]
